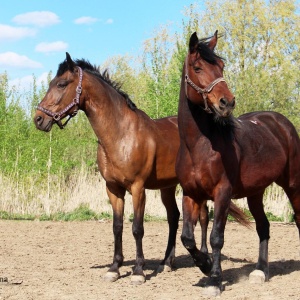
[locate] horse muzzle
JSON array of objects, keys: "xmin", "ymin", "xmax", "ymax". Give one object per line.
[
  {"xmin": 214, "ymin": 97, "xmax": 236, "ymax": 118},
  {"xmin": 34, "ymin": 114, "xmax": 54, "ymax": 132}
]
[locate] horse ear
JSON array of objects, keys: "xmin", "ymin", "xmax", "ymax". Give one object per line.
[
  {"xmin": 65, "ymin": 52, "xmax": 75, "ymax": 72},
  {"xmin": 208, "ymin": 30, "xmax": 218, "ymax": 50},
  {"xmin": 189, "ymin": 32, "xmax": 199, "ymax": 53}
]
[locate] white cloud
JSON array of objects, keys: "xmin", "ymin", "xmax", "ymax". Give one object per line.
[
  {"xmin": 0, "ymin": 24, "xmax": 37, "ymax": 41},
  {"xmin": 0, "ymin": 52, "xmax": 43, "ymax": 69},
  {"xmin": 12, "ymin": 11, "xmax": 60, "ymax": 27},
  {"xmin": 106, "ymin": 18, "xmax": 114, "ymax": 24},
  {"xmin": 9, "ymin": 75, "xmax": 35, "ymax": 91},
  {"xmin": 35, "ymin": 41, "xmax": 68, "ymax": 53},
  {"xmin": 74, "ymin": 16, "xmax": 99, "ymax": 25}
]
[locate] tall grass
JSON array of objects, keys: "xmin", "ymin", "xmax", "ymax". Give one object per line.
[{"xmin": 0, "ymin": 164, "xmax": 294, "ymax": 222}]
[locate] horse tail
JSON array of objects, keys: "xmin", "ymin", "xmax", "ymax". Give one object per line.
[{"xmin": 228, "ymin": 201, "xmax": 252, "ymax": 228}]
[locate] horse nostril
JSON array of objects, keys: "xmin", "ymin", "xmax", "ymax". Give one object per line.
[
  {"xmin": 35, "ymin": 115, "xmax": 43, "ymax": 125},
  {"xmin": 231, "ymin": 98, "xmax": 236, "ymax": 108},
  {"xmin": 220, "ymin": 98, "xmax": 228, "ymax": 108}
]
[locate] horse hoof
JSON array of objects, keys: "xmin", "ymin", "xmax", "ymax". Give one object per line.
[
  {"xmin": 199, "ymin": 256, "xmax": 212, "ymax": 276},
  {"xmin": 156, "ymin": 264, "xmax": 172, "ymax": 273},
  {"xmin": 202, "ymin": 286, "xmax": 221, "ymax": 297},
  {"xmin": 103, "ymin": 271, "xmax": 119, "ymax": 282},
  {"xmin": 249, "ymin": 270, "xmax": 266, "ymax": 284},
  {"xmin": 131, "ymin": 275, "xmax": 145, "ymax": 285}
]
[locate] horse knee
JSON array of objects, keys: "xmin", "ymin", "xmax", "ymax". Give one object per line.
[
  {"xmin": 113, "ymin": 222, "xmax": 123, "ymax": 235},
  {"xmin": 132, "ymin": 222, "xmax": 144, "ymax": 239},
  {"xmin": 210, "ymin": 230, "xmax": 224, "ymax": 249}
]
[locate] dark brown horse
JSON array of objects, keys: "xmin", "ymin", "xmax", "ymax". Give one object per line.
[
  {"xmin": 176, "ymin": 31, "xmax": 300, "ymax": 296},
  {"xmin": 33, "ymin": 53, "xmax": 248, "ymax": 285}
]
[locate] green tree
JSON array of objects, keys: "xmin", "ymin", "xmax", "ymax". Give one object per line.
[{"xmin": 140, "ymin": 25, "xmax": 180, "ymax": 118}]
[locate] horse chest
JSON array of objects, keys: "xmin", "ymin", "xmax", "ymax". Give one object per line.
[
  {"xmin": 97, "ymin": 146, "xmax": 133, "ymax": 186},
  {"xmin": 178, "ymin": 143, "xmax": 225, "ymax": 198}
]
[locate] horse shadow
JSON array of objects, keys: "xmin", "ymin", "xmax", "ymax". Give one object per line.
[
  {"xmin": 91, "ymin": 253, "xmax": 300, "ymax": 283},
  {"xmin": 194, "ymin": 254, "xmax": 300, "ymax": 288},
  {"xmin": 90, "ymin": 253, "xmax": 195, "ymax": 280}
]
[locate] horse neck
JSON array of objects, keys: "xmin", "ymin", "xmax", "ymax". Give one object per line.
[
  {"xmin": 178, "ymin": 72, "xmax": 213, "ymax": 141},
  {"xmin": 81, "ymin": 73, "xmax": 134, "ymax": 142}
]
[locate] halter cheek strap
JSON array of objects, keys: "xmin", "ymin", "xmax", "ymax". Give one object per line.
[{"xmin": 37, "ymin": 66, "xmax": 83, "ymax": 129}]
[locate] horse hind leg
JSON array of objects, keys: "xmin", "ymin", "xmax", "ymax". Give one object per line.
[
  {"xmin": 284, "ymin": 187, "xmax": 300, "ymax": 239},
  {"xmin": 247, "ymin": 191, "xmax": 270, "ymax": 283},
  {"xmin": 199, "ymin": 200, "xmax": 209, "ymax": 254},
  {"xmin": 157, "ymin": 186, "xmax": 180, "ymax": 273}
]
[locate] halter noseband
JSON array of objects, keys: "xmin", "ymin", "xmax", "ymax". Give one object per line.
[
  {"xmin": 37, "ymin": 66, "xmax": 83, "ymax": 129},
  {"xmin": 184, "ymin": 58, "xmax": 226, "ymax": 113}
]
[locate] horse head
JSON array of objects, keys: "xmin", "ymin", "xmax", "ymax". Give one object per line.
[
  {"xmin": 34, "ymin": 52, "xmax": 83, "ymax": 131},
  {"xmin": 185, "ymin": 31, "xmax": 235, "ymax": 118}
]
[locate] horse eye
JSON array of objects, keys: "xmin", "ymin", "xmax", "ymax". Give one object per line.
[
  {"xmin": 193, "ymin": 66, "xmax": 202, "ymax": 73},
  {"xmin": 57, "ymin": 81, "xmax": 68, "ymax": 89}
]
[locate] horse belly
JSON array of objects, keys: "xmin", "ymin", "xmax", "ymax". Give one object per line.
[{"xmin": 235, "ymin": 156, "xmax": 286, "ymax": 197}]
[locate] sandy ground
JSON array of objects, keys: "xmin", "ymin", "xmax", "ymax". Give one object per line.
[{"xmin": 0, "ymin": 219, "xmax": 299, "ymax": 300}]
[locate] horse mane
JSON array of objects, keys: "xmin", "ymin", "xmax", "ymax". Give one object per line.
[
  {"xmin": 56, "ymin": 58, "xmax": 137, "ymax": 111},
  {"xmin": 196, "ymin": 35, "xmax": 224, "ymax": 65}
]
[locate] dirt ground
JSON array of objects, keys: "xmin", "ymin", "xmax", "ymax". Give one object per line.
[{"xmin": 0, "ymin": 219, "xmax": 299, "ymax": 300}]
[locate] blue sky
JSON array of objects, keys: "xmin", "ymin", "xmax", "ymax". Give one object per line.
[{"xmin": 1, "ymin": 0, "xmax": 196, "ymax": 91}]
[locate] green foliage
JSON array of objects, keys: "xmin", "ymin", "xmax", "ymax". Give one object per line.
[
  {"xmin": 129, "ymin": 213, "xmax": 165, "ymax": 222},
  {"xmin": 0, "ymin": 75, "xmax": 97, "ymax": 178},
  {"xmin": 51, "ymin": 203, "xmax": 99, "ymax": 221},
  {"xmin": 265, "ymin": 212, "xmax": 284, "ymax": 222},
  {"xmin": 0, "ymin": 211, "xmax": 35, "ymax": 220},
  {"xmin": 49, "ymin": 204, "xmax": 112, "ymax": 221},
  {"xmin": 213, "ymin": 208, "xmax": 287, "ymax": 222},
  {"xmin": 0, "ymin": 204, "xmax": 112, "ymax": 221}
]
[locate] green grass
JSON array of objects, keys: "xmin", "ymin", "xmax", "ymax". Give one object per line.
[
  {"xmin": 0, "ymin": 204, "xmax": 112, "ymax": 222},
  {"xmin": 225, "ymin": 208, "xmax": 286, "ymax": 222},
  {"xmin": 129, "ymin": 213, "xmax": 166, "ymax": 222},
  {"xmin": 0, "ymin": 205, "xmax": 294, "ymax": 223},
  {"xmin": 0, "ymin": 211, "xmax": 35, "ymax": 221}
]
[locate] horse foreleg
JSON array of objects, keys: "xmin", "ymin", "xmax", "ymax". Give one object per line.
[
  {"xmin": 204, "ymin": 189, "xmax": 232, "ymax": 296},
  {"xmin": 157, "ymin": 186, "xmax": 180, "ymax": 272},
  {"xmin": 181, "ymin": 195, "xmax": 212, "ymax": 275},
  {"xmin": 199, "ymin": 200, "xmax": 209, "ymax": 254},
  {"xmin": 103, "ymin": 183, "xmax": 126, "ymax": 282},
  {"xmin": 247, "ymin": 192, "xmax": 270, "ymax": 283},
  {"xmin": 130, "ymin": 184, "xmax": 146, "ymax": 285}
]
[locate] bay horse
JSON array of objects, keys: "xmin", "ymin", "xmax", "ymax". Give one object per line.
[
  {"xmin": 33, "ymin": 53, "xmax": 248, "ymax": 285},
  {"xmin": 176, "ymin": 31, "xmax": 300, "ymax": 296}
]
